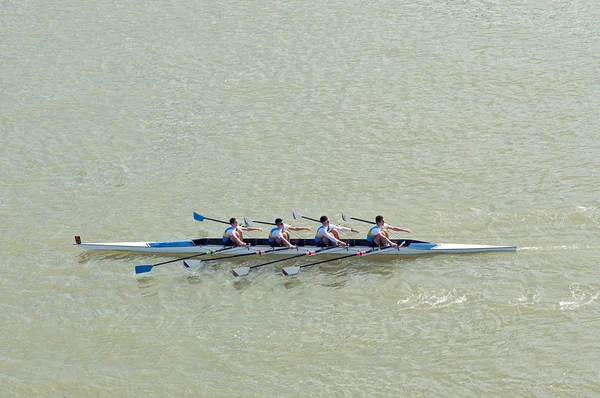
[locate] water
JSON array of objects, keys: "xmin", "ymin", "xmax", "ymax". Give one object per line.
[{"xmin": 1, "ymin": 0, "xmax": 599, "ymax": 396}]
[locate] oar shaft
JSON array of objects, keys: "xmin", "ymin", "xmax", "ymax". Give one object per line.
[
  {"xmin": 295, "ymin": 213, "xmax": 350, "ymax": 240},
  {"xmin": 193, "ymin": 212, "xmax": 230, "ymax": 225},
  {"xmin": 350, "ymin": 216, "xmax": 372, "ymax": 225},
  {"xmin": 346, "ymin": 214, "xmax": 408, "ymax": 240},
  {"xmin": 202, "ymin": 250, "xmax": 258, "ymax": 262},
  {"xmin": 204, "ymin": 246, "xmax": 288, "ymax": 263},
  {"xmin": 302, "ymin": 215, "xmax": 320, "ymax": 223},
  {"xmin": 154, "ymin": 246, "xmax": 237, "ymax": 266},
  {"xmin": 281, "ymin": 246, "xmax": 399, "ymax": 276},
  {"xmin": 252, "ymin": 220, "xmax": 275, "ymax": 226},
  {"xmin": 249, "ymin": 253, "xmax": 305, "ymax": 269},
  {"xmin": 298, "ymin": 245, "xmax": 401, "ymax": 268},
  {"xmin": 203, "ymin": 216, "xmax": 229, "ymax": 225},
  {"xmin": 231, "ymin": 247, "xmax": 291, "ymax": 277},
  {"xmin": 135, "ymin": 245, "xmax": 244, "ymax": 274},
  {"xmin": 299, "ymin": 250, "xmax": 368, "ymax": 269},
  {"xmin": 292, "ymin": 211, "xmax": 322, "ymax": 224}
]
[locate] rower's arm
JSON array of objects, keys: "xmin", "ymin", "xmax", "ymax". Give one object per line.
[
  {"xmin": 231, "ymin": 233, "xmax": 246, "ymax": 246},
  {"xmin": 243, "ymin": 227, "xmax": 263, "ymax": 232},
  {"xmin": 335, "ymin": 225, "xmax": 360, "ymax": 233},
  {"xmin": 321, "ymin": 228, "xmax": 339, "ymax": 243},
  {"xmin": 389, "ymin": 225, "xmax": 411, "ymax": 233},
  {"xmin": 289, "ymin": 226, "xmax": 311, "ymax": 231},
  {"xmin": 281, "ymin": 236, "xmax": 295, "ymax": 248}
]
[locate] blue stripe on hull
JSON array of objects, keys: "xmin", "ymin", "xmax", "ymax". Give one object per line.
[
  {"xmin": 407, "ymin": 243, "xmax": 438, "ymax": 250},
  {"xmin": 148, "ymin": 240, "xmax": 195, "ymax": 248}
]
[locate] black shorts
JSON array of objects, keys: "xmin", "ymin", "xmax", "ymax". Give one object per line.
[
  {"xmin": 269, "ymin": 240, "xmax": 282, "ymax": 247},
  {"xmin": 316, "ymin": 241, "xmax": 331, "ymax": 248},
  {"xmin": 222, "ymin": 239, "xmax": 235, "ymax": 246},
  {"xmin": 368, "ymin": 241, "xmax": 379, "ymax": 248}
]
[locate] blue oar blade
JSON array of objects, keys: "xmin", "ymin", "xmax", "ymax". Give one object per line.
[
  {"xmin": 135, "ymin": 265, "xmax": 154, "ymax": 274},
  {"xmin": 183, "ymin": 260, "xmax": 202, "ymax": 268},
  {"xmin": 232, "ymin": 267, "xmax": 250, "ymax": 277},
  {"xmin": 282, "ymin": 266, "xmax": 300, "ymax": 276},
  {"xmin": 193, "ymin": 212, "xmax": 205, "ymax": 222}
]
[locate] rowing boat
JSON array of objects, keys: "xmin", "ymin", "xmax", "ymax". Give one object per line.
[{"xmin": 74, "ymin": 236, "xmax": 516, "ymax": 256}]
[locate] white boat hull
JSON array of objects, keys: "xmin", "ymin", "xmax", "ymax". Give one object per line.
[{"xmin": 74, "ymin": 237, "xmax": 516, "ymax": 256}]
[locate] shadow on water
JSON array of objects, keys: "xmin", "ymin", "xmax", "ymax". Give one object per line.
[
  {"xmin": 183, "ymin": 260, "xmax": 227, "ymax": 284},
  {"xmin": 135, "ymin": 261, "xmax": 213, "ymax": 294},
  {"xmin": 136, "ymin": 276, "xmax": 159, "ymax": 298},
  {"xmin": 230, "ymin": 264, "xmax": 290, "ymax": 291},
  {"xmin": 133, "ymin": 255, "xmax": 425, "ymax": 293},
  {"xmin": 274, "ymin": 256, "xmax": 426, "ymax": 289},
  {"xmin": 208, "ymin": 256, "xmax": 414, "ymax": 290},
  {"xmin": 343, "ymin": 262, "xmax": 396, "ymax": 278},
  {"xmin": 320, "ymin": 257, "xmax": 414, "ymax": 280},
  {"xmin": 283, "ymin": 278, "xmax": 303, "ymax": 290},
  {"xmin": 233, "ymin": 277, "xmax": 253, "ymax": 291},
  {"xmin": 185, "ymin": 274, "xmax": 203, "ymax": 285}
]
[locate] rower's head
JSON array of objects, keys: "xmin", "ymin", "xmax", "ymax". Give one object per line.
[
  {"xmin": 275, "ymin": 218, "xmax": 284, "ymax": 228},
  {"xmin": 320, "ymin": 215, "xmax": 329, "ymax": 224},
  {"xmin": 375, "ymin": 215, "xmax": 384, "ymax": 225},
  {"xmin": 229, "ymin": 217, "xmax": 238, "ymax": 226}
]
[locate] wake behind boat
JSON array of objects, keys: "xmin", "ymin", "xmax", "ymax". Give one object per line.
[{"xmin": 74, "ymin": 236, "xmax": 516, "ymax": 256}]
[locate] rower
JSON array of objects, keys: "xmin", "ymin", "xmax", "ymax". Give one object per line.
[
  {"xmin": 268, "ymin": 218, "xmax": 311, "ymax": 249},
  {"xmin": 366, "ymin": 215, "xmax": 411, "ymax": 247},
  {"xmin": 223, "ymin": 218, "xmax": 263, "ymax": 246},
  {"xmin": 314, "ymin": 215, "xmax": 359, "ymax": 247}
]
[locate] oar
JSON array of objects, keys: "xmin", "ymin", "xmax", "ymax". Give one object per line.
[
  {"xmin": 244, "ymin": 216, "xmax": 305, "ymax": 239},
  {"xmin": 292, "ymin": 210, "xmax": 320, "ymax": 223},
  {"xmin": 183, "ymin": 251, "xmax": 257, "ymax": 268},
  {"xmin": 184, "ymin": 246, "xmax": 290, "ymax": 269},
  {"xmin": 194, "ymin": 211, "xmax": 257, "ymax": 238},
  {"xmin": 342, "ymin": 212, "xmax": 409, "ymax": 238},
  {"xmin": 232, "ymin": 245, "xmax": 340, "ymax": 277},
  {"xmin": 282, "ymin": 245, "xmax": 399, "ymax": 276},
  {"xmin": 341, "ymin": 213, "xmax": 372, "ymax": 225},
  {"xmin": 135, "ymin": 245, "xmax": 242, "ymax": 274},
  {"xmin": 243, "ymin": 216, "xmax": 274, "ymax": 226},
  {"xmin": 193, "ymin": 212, "xmax": 231, "ymax": 225},
  {"xmin": 294, "ymin": 210, "xmax": 353, "ymax": 239}
]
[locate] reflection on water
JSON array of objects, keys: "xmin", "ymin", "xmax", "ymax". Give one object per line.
[{"xmin": 77, "ymin": 250, "xmax": 170, "ymax": 270}]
